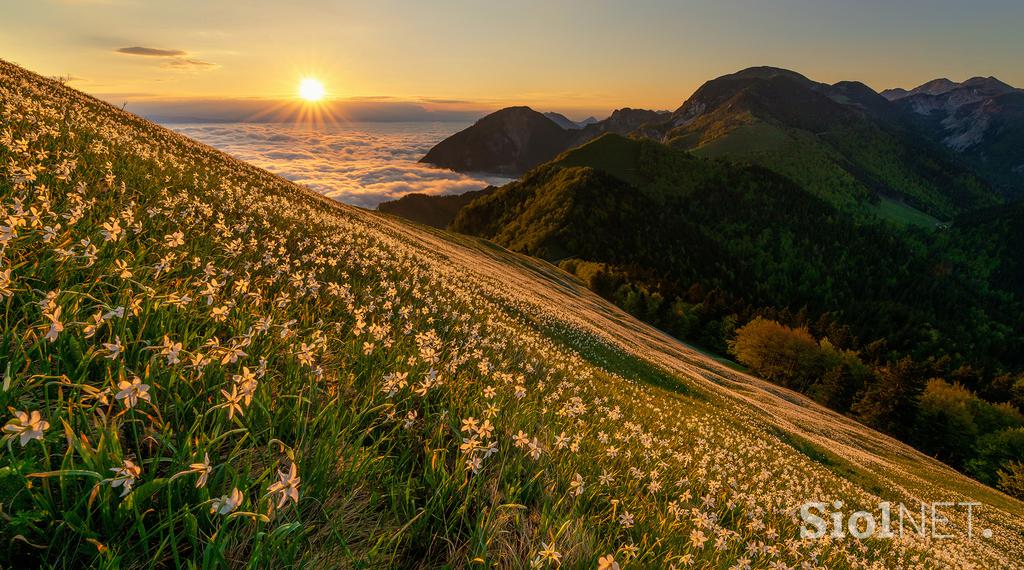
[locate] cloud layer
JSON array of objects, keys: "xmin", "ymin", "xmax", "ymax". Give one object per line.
[{"xmin": 167, "ymin": 122, "xmax": 510, "ymax": 208}]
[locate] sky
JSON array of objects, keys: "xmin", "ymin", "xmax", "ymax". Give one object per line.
[{"xmin": 2, "ymin": 0, "xmax": 1023, "ymax": 121}]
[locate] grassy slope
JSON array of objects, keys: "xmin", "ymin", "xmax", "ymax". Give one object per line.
[{"xmin": 1, "ymin": 60, "xmax": 1022, "ymax": 568}]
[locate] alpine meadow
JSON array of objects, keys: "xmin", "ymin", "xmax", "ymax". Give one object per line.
[
  {"xmin": 2, "ymin": 57, "xmax": 1024, "ymax": 568},
  {"xmin": 4, "ymin": 1, "xmax": 1024, "ymax": 568}
]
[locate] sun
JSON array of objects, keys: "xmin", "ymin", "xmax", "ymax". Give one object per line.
[{"xmin": 298, "ymin": 78, "xmax": 326, "ymax": 102}]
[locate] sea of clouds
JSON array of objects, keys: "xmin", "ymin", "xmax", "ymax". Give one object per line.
[{"xmin": 166, "ymin": 122, "xmax": 510, "ymax": 208}]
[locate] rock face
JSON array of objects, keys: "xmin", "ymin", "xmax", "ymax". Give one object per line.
[
  {"xmin": 885, "ymin": 77, "xmax": 1024, "ymax": 195},
  {"xmin": 419, "ymin": 107, "xmax": 576, "ymax": 176}
]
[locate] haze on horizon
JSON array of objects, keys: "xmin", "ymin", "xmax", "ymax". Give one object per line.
[{"xmin": 2, "ymin": 0, "xmax": 1023, "ymax": 121}]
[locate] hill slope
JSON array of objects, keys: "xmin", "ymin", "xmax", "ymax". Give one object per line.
[
  {"xmin": 2, "ymin": 60, "xmax": 1023, "ymax": 568},
  {"xmin": 377, "ymin": 186, "xmax": 497, "ymax": 228}
]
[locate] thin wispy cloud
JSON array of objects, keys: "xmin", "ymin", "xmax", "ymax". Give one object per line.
[
  {"xmin": 116, "ymin": 46, "xmax": 187, "ymax": 57},
  {"xmin": 162, "ymin": 58, "xmax": 220, "ymax": 71},
  {"xmin": 116, "ymin": 46, "xmax": 219, "ymax": 72}
]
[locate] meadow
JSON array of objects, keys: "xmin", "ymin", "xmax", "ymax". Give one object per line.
[{"xmin": 1, "ymin": 59, "xmax": 1022, "ymax": 568}]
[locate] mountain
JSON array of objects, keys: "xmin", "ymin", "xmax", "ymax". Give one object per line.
[
  {"xmin": 884, "ymin": 76, "xmax": 1024, "ymax": 195},
  {"xmin": 419, "ymin": 106, "xmax": 576, "ymax": 175},
  {"xmin": 4, "ymin": 58, "xmax": 1024, "ymax": 568},
  {"xmin": 377, "ymin": 186, "xmax": 496, "ymax": 228},
  {"xmin": 542, "ymin": 111, "xmax": 582, "ymax": 130},
  {"xmin": 420, "ymin": 106, "xmax": 667, "ymax": 176},
  {"xmin": 657, "ymin": 66, "xmax": 999, "ymax": 220},
  {"xmin": 422, "ymin": 66, "xmax": 1001, "ymax": 222},
  {"xmin": 578, "ymin": 115, "xmax": 599, "ymax": 126},
  {"xmin": 881, "ymin": 78, "xmax": 960, "ymax": 100}
]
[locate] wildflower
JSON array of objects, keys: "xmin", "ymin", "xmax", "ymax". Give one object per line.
[
  {"xmin": 115, "ymin": 376, "xmax": 150, "ymax": 409},
  {"xmin": 219, "ymin": 386, "xmax": 245, "ymax": 419},
  {"xmin": 513, "ymin": 430, "xmax": 530, "ymax": 448},
  {"xmin": 460, "ymin": 417, "xmax": 479, "ymax": 433},
  {"xmin": 538, "ymin": 541, "xmax": 561, "ymax": 565},
  {"xmin": 210, "ymin": 305, "xmax": 229, "ymax": 322},
  {"xmin": 619, "ymin": 510, "xmax": 634, "ymax": 528},
  {"xmin": 164, "ymin": 231, "xmax": 184, "ymax": 248},
  {"xmin": 44, "ymin": 306, "xmax": 63, "ymax": 342},
  {"xmin": 102, "ymin": 306, "xmax": 125, "ymax": 320},
  {"xmin": 160, "ymin": 335, "xmax": 182, "ymax": 365},
  {"xmin": 0, "ymin": 268, "xmax": 13, "ymax": 298},
  {"xmin": 3, "ymin": 410, "xmax": 49, "ymax": 446},
  {"xmin": 82, "ymin": 310, "xmax": 103, "ymax": 338},
  {"xmin": 173, "ymin": 452, "xmax": 213, "ymax": 488},
  {"xmin": 569, "ymin": 473, "xmax": 584, "ymax": 497},
  {"xmin": 296, "ymin": 343, "xmax": 315, "ymax": 366},
  {"xmin": 210, "ymin": 488, "xmax": 244, "ymax": 515},
  {"xmin": 267, "ymin": 462, "xmax": 301, "ymax": 510},
  {"xmin": 528, "ymin": 437, "xmax": 543, "ymax": 460},
  {"xmin": 103, "ymin": 336, "xmax": 123, "ymax": 359},
  {"xmin": 690, "ymin": 529, "xmax": 708, "ymax": 548},
  {"xmin": 109, "ymin": 459, "xmax": 141, "ymax": 497},
  {"xmin": 100, "ymin": 218, "xmax": 122, "ymax": 242},
  {"xmin": 113, "ymin": 259, "xmax": 133, "ymax": 279},
  {"xmin": 598, "ymin": 555, "xmax": 620, "ymax": 570}
]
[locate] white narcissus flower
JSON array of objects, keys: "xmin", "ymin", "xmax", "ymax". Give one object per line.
[
  {"xmin": 3, "ymin": 410, "xmax": 50, "ymax": 446},
  {"xmin": 109, "ymin": 459, "xmax": 141, "ymax": 497},
  {"xmin": 115, "ymin": 376, "xmax": 150, "ymax": 409},
  {"xmin": 210, "ymin": 488, "xmax": 244, "ymax": 516},
  {"xmin": 267, "ymin": 462, "xmax": 300, "ymax": 510},
  {"xmin": 43, "ymin": 306, "xmax": 63, "ymax": 342}
]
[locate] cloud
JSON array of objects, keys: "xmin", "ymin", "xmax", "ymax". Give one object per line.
[
  {"xmin": 116, "ymin": 46, "xmax": 187, "ymax": 57},
  {"xmin": 166, "ymin": 122, "xmax": 511, "ymax": 208},
  {"xmin": 162, "ymin": 58, "xmax": 220, "ymax": 71}
]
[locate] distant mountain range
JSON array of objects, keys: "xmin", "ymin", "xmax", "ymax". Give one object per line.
[
  {"xmin": 414, "ymin": 67, "xmax": 1022, "ymax": 222},
  {"xmin": 883, "ymin": 76, "xmax": 1024, "ymax": 195}
]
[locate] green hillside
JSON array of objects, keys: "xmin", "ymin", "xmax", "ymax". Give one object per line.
[
  {"xmin": 3, "ymin": 59, "xmax": 1023, "ymax": 569},
  {"xmin": 662, "ymin": 71, "xmax": 1000, "ymax": 222}
]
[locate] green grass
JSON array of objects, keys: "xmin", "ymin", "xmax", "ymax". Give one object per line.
[
  {"xmin": 2, "ymin": 59, "xmax": 1023, "ymax": 569},
  {"xmin": 871, "ymin": 196, "xmax": 942, "ymax": 227}
]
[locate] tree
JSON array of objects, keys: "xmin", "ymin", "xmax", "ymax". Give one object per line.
[
  {"xmin": 728, "ymin": 318, "xmax": 822, "ymax": 389},
  {"xmin": 997, "ymin": 462, "xmax": 1024, "ymax": 499},
  {"xmin": 912, "ymin": 380, "xmax": 980, "ymax": 467}
]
